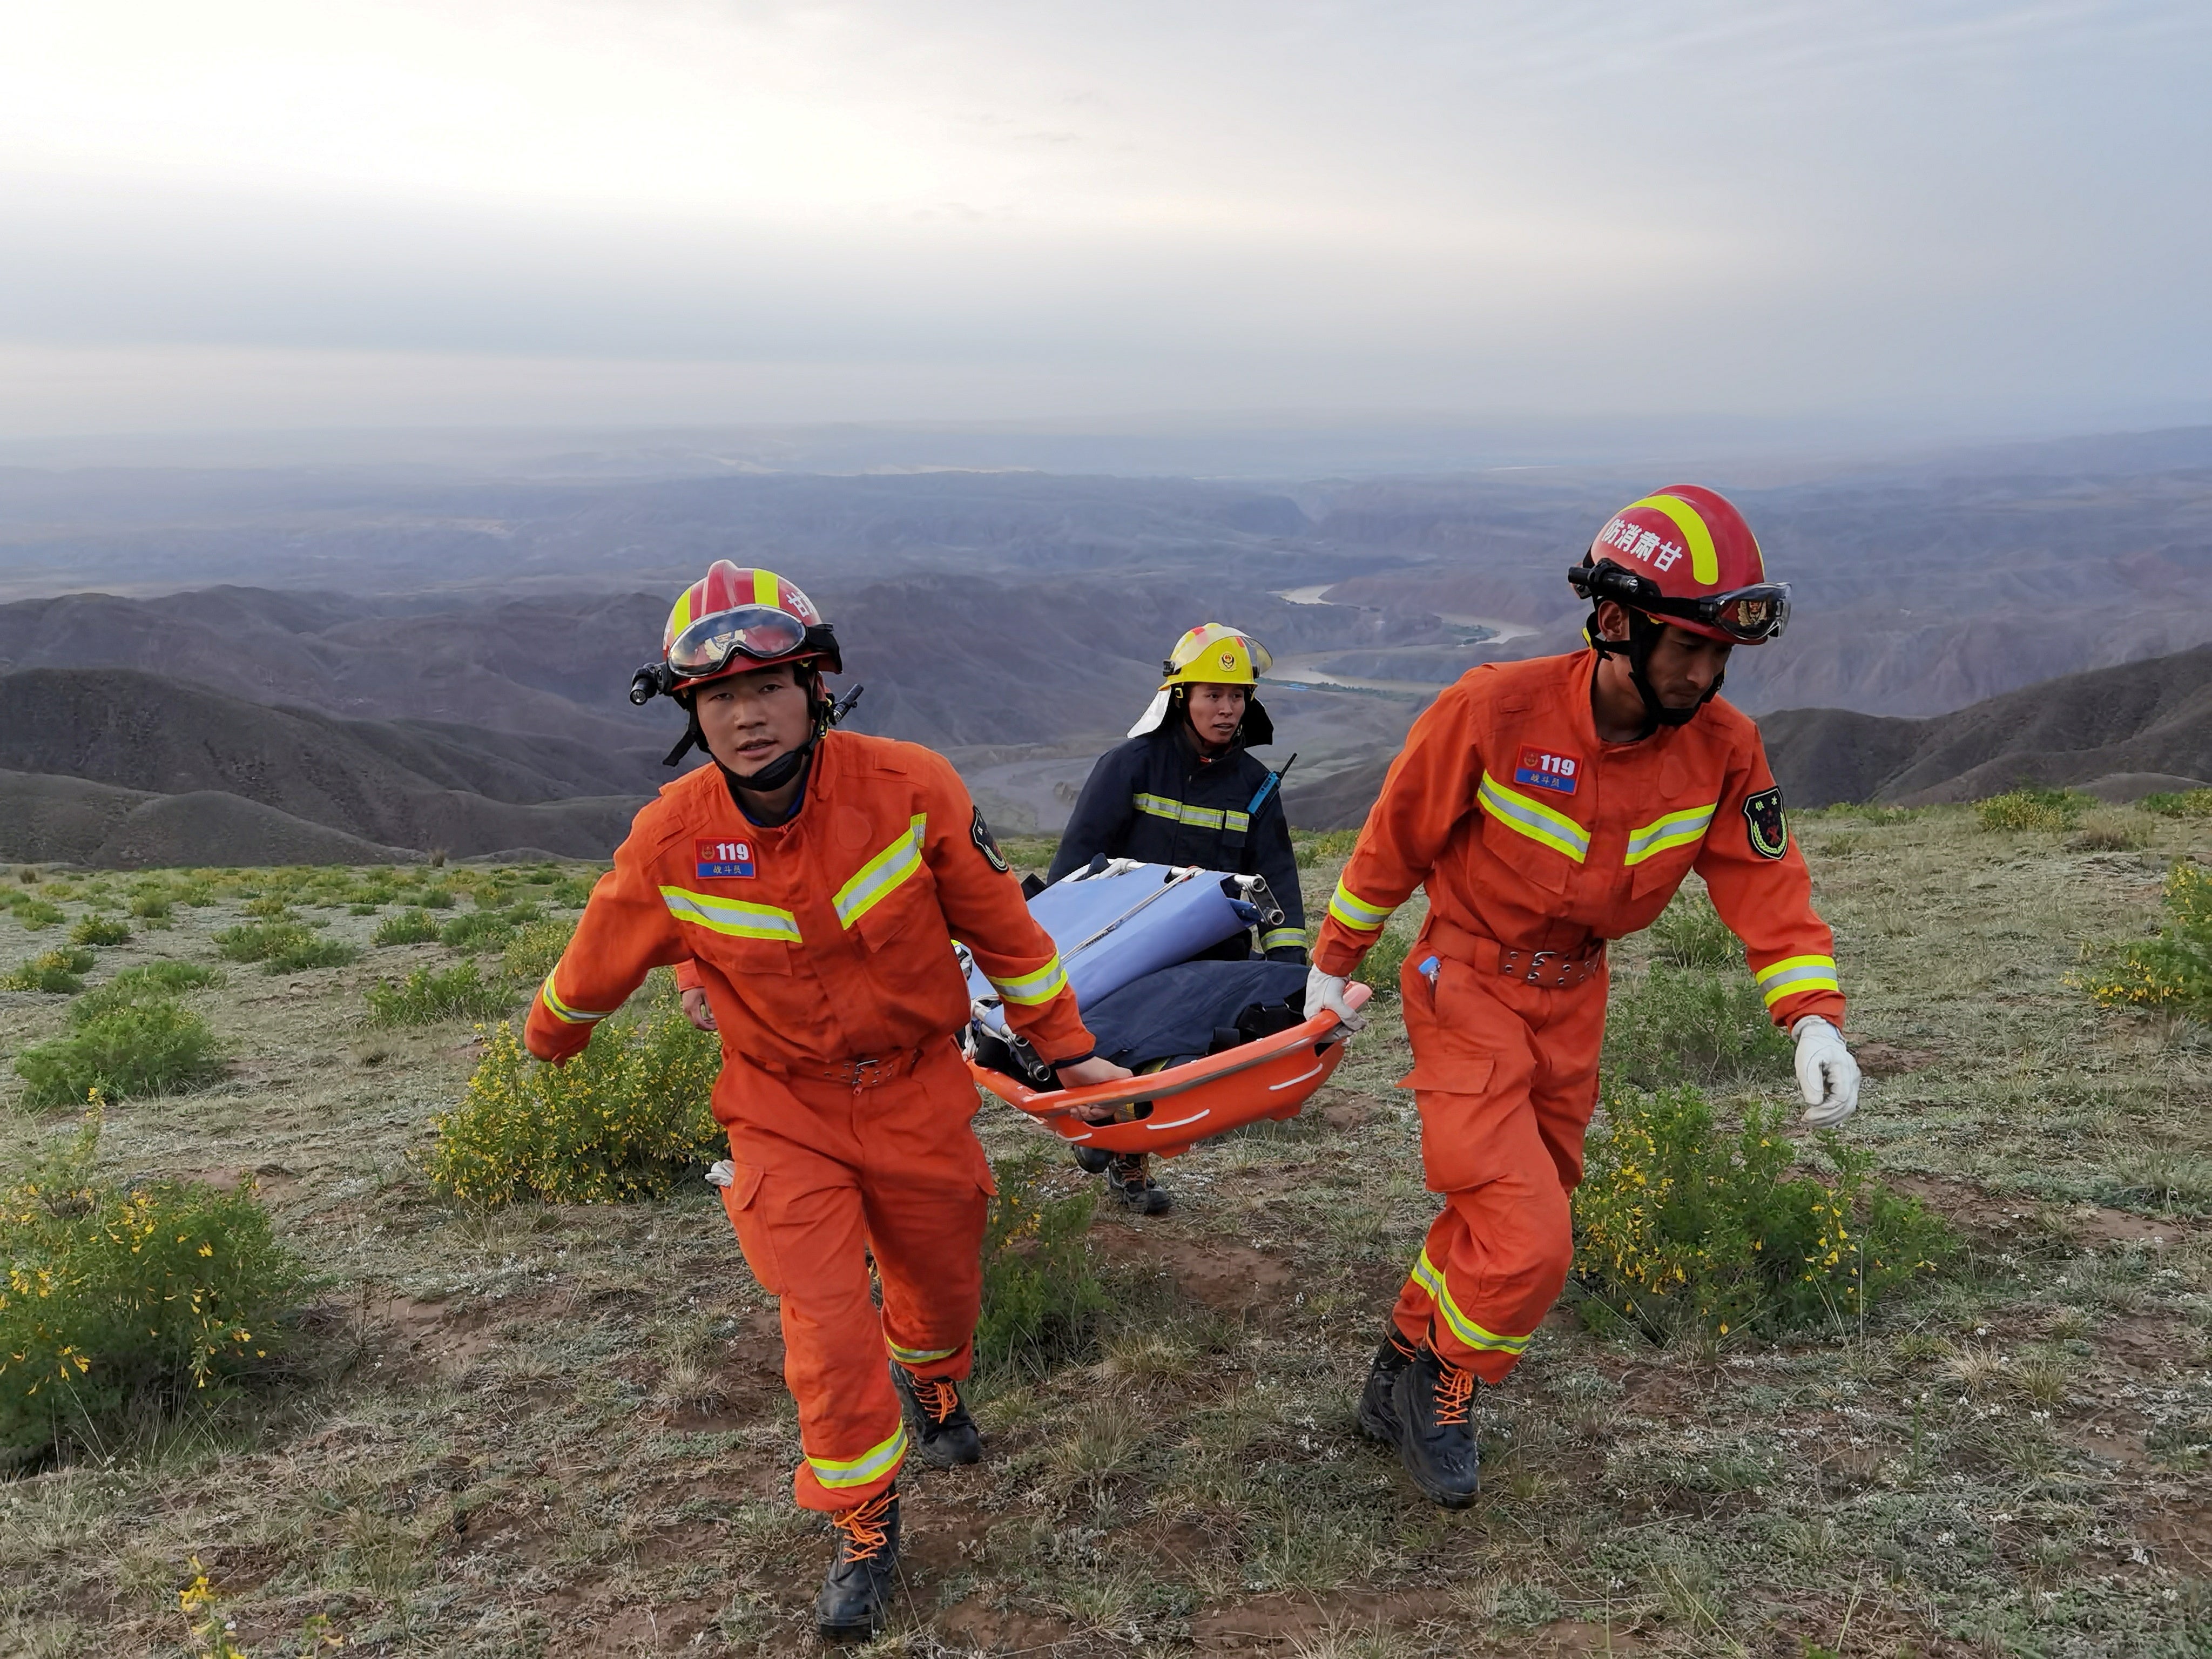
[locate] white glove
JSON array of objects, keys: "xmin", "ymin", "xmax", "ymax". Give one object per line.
[
  {"xmin": 705, "ymin": 1159, "xmax": 736, "ymax": 1189},
  {"xmin": 1791, "ymin": 1016, "xmax": 1860, "ymax": 1128},
  {"xmin": 1304, "ymin": 967, "xmax": 1367, "ymax": 1033}
]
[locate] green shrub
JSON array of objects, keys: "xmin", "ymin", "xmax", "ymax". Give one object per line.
[
  {"xmin": 373, "ymin": 908, "xmax": 442, "ymax": 947},
  {"xmin": 2142, "ymin": 789, "xmax": 2212, "ymax": 819},
  {"xmin": 15, "ymin": 1000, "xmax": 225, "ymax": 1109},
  {"xmin": 211, "ymin": 921, "xmax": 356, "ymax": 975},
  {"xmin": 2075, "ymin": 861, "xmax": 2212, "ymax": 1019},
  {"xmin": 418, "ymin": 887, "xmax": 456, "ymax": 910},
  {"xmin": 974, "ymin": 1155, "xmax": 1105, "ymax": 1379},
  {"xmin": 11, "ymin": 899, "xmax": 65, "ymax": 931},
  {"xmin": 503, "ymin": 918, "xmax": 578, "ymax": 986},
  {"xmin": 1357, "ymin": 927, "xmax": 1415, "ymax": 997},
  {"xmin": 0, "ymin": 1114, "xmax": 304, "ymax": 1460},
  {"xmin": 438, "ymin": 911, "xmax": 516, "ymax": 952},
  {"xmin": 1603, "ymin": 964, "xmax": 1792, "ymax": 1091},
  {"xmin": 365, "ymin": 960, "xmax": 517, "ymax": 1028},
  {"xmin": 1573, "ymin": 1086, "xmax": 1948, "ymax": 1341},
  {"xmin": 1975, "ymin": 786, "xmax": 2088, "ymax": 832},
  {"xmin": 241, "ymin": 894, "xmax": 296, "ymax": 920},
  {"xmin": 1294, "ymin": 828, "xmax": 1361, "ymax": 867},
  {"xmin": 2, "ymin": 947, "xmax": 98, "ymax": 995},
  {"xmin": 127, "ymin": 894, "xmax": 173, "ymax": 925},
  {"xmin": 70, "ymin": 962, "xmax": 222, "ymax": 1023},
  {"xmin": 69, "ymin": 915, "xmax": 131, "ymax": 948},
  {"xmin": 424, "ymin": 1009, "xmax": 721, "ymax": 1204},
  {"xmin": 546, "ymin": 874, "xmax": 599, "ymax": 908},
  {"xmin": 1649, "ymin": 889, "xmax": 1738, "ymax": 970}
]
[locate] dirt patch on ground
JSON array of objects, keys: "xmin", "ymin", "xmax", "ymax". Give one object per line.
[
  {"xmin": 373, "ymin": 1292, "xmax": 511, "ymax": 1378},
  {"xmin": 1891, "ymin": 1173, "xmax": 2195, "ymax": 1247},
  {"xmin": 1098, "ymin": 1225, "xmax": 1292, "ymax": 1312},
  {"xmin": 1856, "ymin": 1040, "xmax": 1944, "ymax": 1076}
]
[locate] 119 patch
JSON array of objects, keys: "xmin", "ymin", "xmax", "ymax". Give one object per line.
[
  {"xmin": 1743, "ymin": 786, "xmax": 1788, "ymax": 860},
  {"xmin": 1513, "ymin": 746, "xmax": 1581, "ymax": 795},
  {"xmin": 695, "ymin": 837, "xmax": 756, "ymax": 879}
]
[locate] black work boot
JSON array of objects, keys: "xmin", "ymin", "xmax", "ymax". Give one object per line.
[
  {"xmin": 1390, "ymin": 1343, "xmax": 1482, "ymax": 1508},
  {"xmin": 1105, "ymin": 1152, "xmax": 1172, "ymax": 1216},
  {"xmin": 815, "ymin": 1484, "xmax": 900, "ymax": 1641},
  {"xmin": 1073, "ymin": 1144, "xmax": 1113, "ymax": 1176},
  {"xmin": 1356, "ymin": 1330, "xmax": 1417, "ymax": 1445},
  {"xmin": 889, "ymin": 1361, "xmax": 982, "ymax": 1467}
]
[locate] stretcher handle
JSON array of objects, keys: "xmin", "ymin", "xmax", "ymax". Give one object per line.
[{"xmin": 987, "ymin": 982, "xmax": 1372, "ymax": 1122}]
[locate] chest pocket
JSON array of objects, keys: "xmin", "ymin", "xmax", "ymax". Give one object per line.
[
  {"xmin": 1474, "ymin": 770, "xmax": 1587, "ymax": 895},
  {"xmin": 658, "ymin": 884, "xmax": 799, "ymax": 975},
  {"xmin": 1624, "ymin": 800, "xmax": 1720, "ymax": 899},
  {"xmin": 834, "ymin": 813, "xmax": 940, "ymax": 952}
]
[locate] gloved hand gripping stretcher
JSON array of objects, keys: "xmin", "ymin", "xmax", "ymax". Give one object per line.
[{"xmin": 958, "ymin": 859, "xmax": 1370, "ymax": 1158}]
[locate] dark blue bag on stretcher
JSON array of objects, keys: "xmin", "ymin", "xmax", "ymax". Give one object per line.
[{"xmin": 960, "ymin": 860, "xmax": 1262, "ymax": 1041}]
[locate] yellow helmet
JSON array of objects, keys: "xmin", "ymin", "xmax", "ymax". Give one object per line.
[
  {"xmin": 1159, "ymin": 622, "xmax": 1271, "ymax": 690},
  {"xmin": 1129, "ymin": 623, "xmax": 1276, "ymax": 741}
]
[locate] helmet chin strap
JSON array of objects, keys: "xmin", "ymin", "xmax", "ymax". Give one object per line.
[{"xmin": 1588, "ymin": 607, "xmax": 1723, "ymax": 738}]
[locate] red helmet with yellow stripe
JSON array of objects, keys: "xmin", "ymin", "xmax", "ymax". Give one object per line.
[
  {"xmin": 636, "ymin": 561, "xmax": 842, "ymax": 703},
  {"xmin": 1570, "ymin": 485, "xmax": 1789, "ymax": 645}
]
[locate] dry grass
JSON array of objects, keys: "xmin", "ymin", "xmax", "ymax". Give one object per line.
[{"xmin": 2, "ymin": 810, "xmax": 2211, "ymax": 1655}]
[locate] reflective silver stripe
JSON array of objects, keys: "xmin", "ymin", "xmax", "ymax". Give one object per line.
[
  {"xmin": 1409, "ymin": 1249, "xmax": 1533, "ymax": 1354},
  {"xmin": 987, "ymin": 954, "xmax": 1069, "ymax": 1006},
  {"xmin": 1259, "ymin": 927, "xmax": 1307, "ymax": 954},
  {"xmin": 1755, "ymin": 955, "xmax": 1839, "ymax": 1008},
  {"xmin": 833, "ymin": 813, "xmax": 927, "ymax": 928},
  {"xmin": 807, "ymin": 1424, "xmax": 908, "ymax": 1488},
  {"xmin": 1475, "ymin": 772, "xmax": 1590, "ymax": 863},
  {"xmin": 1131, "ymin": 793, "xmax": 1250, "ymax": 834},
  {"xmin": 538, "ymin": 974, "xmax": 616, "ymax": 1026},
  {"xmin": 659, "ymin": 885, "xmax": 801, "ymax": 943},
  {"xmin": 1622, "ymin": 802, "xmax": 1717, "ymax": 866},
  {"xmin": 1327, "ymin": 879, "xmax": 1391, "ymax": 932},
  {"xmin": 887, "ymin": 1339, "xmax": 959, "ymax": 1365}
]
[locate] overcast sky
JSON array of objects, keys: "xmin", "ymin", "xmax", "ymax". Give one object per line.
[{"xmin": 2, "ymin": 1, "xmax": 2207, "ymax": 441}]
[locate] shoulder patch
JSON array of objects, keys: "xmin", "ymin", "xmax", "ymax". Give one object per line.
[
  {"xmin": 1743, "ymin": 785, "xmax": 1789, "ymax": 860},
  {"xmin": 971, "ymin": 806, "xmax": 1011, "ymax": 874}
]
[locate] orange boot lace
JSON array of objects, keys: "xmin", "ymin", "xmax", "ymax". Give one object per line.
[
  {"xmin": 1433, "ymin": 1358, "xmax": 1478, "ymax": 1427},
  {"xmin": 912, "ymin": 1377, "xmax": 960, "ymax": 1426},
  {"xmin": 831, "ymin": 1490, "xmax": 895, "ymax": 1562}
]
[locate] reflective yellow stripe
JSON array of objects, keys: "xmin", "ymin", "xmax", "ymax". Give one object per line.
[
  {"xmin": 1755, "ymin": 954, "xmax": 1839, "ymax": 1008},
  {"xmin": 807, "ymin": 1424, "xmax": 907, "ymax": 1488},
  {"xmin": 1131, "ymin": 793, "xmax": 1250, "ymax": 834},
  {"xmin": 1410, "ymin": 1249, "xmax": 1533, "ymax": 1354},
  {"xmin": 833, "ymin": 814, "xmax": 928, "ymax": 928},
  {"xmin": 1623, "ymin": 802, "xmax": 1718, "ymax": 866},
  {"xmin": 659, "ymin": 885, "xmax": 802, "ymax": 943},
  {"xmin": 887, "ymin": 1340, "xmax": 959, "ymax": 1365},
  {"xmin": 987, "ymin": 954, "xmax": 1069, "ymax": 1006},
  {"xmin": 1327, "ymin": 879, "xmax": 1392, "ymax": 933},
  {"xmin": 1476, "ymin": 772, "xmax": 1591, "ymax": 864},
  {"xmin": 1259, "ymin": 927, "xmax": 1307, "ymax": 954},
  {"xmin": 538, "ymin": 974, "xmax": 616, "ymax": 1026},
  {"xmin": 752, "ymin": 568, "xmax": 780, "ymax": 607},
  {"xmin": 1623, "ymin": 493, "xmax": 1722, "ymax": 585}
]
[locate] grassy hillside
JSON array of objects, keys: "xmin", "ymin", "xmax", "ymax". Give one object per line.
[{"xmin": 3, "ymin": 807, "xmax": 2210, "ymax": 1656}]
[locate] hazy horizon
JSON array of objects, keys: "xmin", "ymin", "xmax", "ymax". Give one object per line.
[{"xmin": 6, "ymin": 2, "xmax": 2208, "ymax": 441}]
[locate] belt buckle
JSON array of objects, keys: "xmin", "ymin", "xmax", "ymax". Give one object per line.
[
  {"xmin": 847, "ymin": 1055, "xmax": 895, "ymax": 1088},
  {"xmin": 1525, "ymin": 949, "xmax": 1557, "ymax": 986}
]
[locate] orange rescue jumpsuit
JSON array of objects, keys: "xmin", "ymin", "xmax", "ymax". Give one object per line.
[
  {"xmin": 1313, "ymin": 650, "xmax": 1845, "ymax": 1383},
  {"xmin": 525, "ymin": 731, "xmax": 1091, "ymax": 1510}
]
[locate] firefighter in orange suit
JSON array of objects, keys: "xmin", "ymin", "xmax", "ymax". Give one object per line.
[
  {"xmin": 1303, "ymin": 487, "xmax": 1862, "ymax": 1509},
  {"xmin": 524, "ymin": 562, "xmax": 1129, "ymax": 1638}
]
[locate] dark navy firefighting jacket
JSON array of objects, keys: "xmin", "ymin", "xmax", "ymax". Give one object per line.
[{"xmin": 1047, "ymin": 725, "xmax": 1308, "ymax": 960}]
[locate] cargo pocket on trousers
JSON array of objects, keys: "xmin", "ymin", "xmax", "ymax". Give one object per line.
[
  {"xmin": 718, "ymin": 1164, "xmax": 786, "ymax": 1296},
  {"xmin": 1398, "ymin": 1050, "xmax": 1496, "ymax": 1096}
]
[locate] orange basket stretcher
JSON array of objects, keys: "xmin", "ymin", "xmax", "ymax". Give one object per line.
[{"xmin": 966, "ymin": 983, "xmax": 1372, "ymax": 1159}]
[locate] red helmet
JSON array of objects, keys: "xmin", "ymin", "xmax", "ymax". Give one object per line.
[
  {"xmin": 1572, "ymin": 485, "xmax": 1788, "ymax": 644},
  {"xmin": 655, "ymin": 561, "xmax": 842, "ymax": 695}
]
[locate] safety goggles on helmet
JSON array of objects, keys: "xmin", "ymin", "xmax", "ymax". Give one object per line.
[
  {"xmin": 1569, "ymin": 559, "xmax": 1791, "ymax": 644},
  {"xmin": 664, "ymin": 604, "xmax": 813, "ymax": 680}
]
